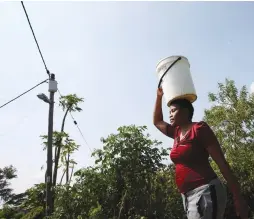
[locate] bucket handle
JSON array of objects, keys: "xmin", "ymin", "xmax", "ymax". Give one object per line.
[{"xmin": 157, "ymin": 57, "xmax": 182, "ymax": 88}]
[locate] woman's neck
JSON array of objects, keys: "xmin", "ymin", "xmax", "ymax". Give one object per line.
[{"xmin": 179, "ymin": 121, "xmax": 193, "ymax": 132}]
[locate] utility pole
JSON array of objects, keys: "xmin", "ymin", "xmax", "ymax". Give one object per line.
[{"xmin": 46, "ymin": 73, "xmax": 57, "ymax": 217}]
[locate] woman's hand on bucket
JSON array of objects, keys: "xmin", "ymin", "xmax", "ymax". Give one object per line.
[{"xmin": 157, "ymin": 87, "xmax": 163, "ymax": 97}]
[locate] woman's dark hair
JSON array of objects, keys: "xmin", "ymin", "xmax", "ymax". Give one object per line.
[{"xmin": 170, "ymin": 99, "xmax": 194, "ymax": 121}]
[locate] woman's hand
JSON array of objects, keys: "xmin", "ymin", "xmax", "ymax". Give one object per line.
[
  {"xmin": 157, "ymin": 87, "xmax": 164, "ymax": 97},
  {"xmin": 234, "ymin": 194, "xmax": 249, "ymax": 219}
]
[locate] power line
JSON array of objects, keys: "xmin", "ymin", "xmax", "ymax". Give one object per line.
[
  {"xmin": 69, "ymin": 112, "xmax": 93, "ymax": 153},
  {"xmin": 57, "ymin": 89, "xmax": 92, "ymax": 153},
  {"xmin": 0, "ymin": 79, "xmax": 48, "ymax": 109},
  {"xmin": 20, "ymin": 1, "xmax": 92, "ymax": 153},
  {"xmin": 21, "ymin": 1, "xmax": 50, "ymax": 76}
]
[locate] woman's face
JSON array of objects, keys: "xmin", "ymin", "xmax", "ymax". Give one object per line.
[{"xmin": 169, "ymin": 103, "xmax": 186, "ymax": 126}]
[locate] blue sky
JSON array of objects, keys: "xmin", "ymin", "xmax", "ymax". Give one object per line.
[{"xmin": 0, "ymin": 1, "xmax": 254, "ymax": 193}]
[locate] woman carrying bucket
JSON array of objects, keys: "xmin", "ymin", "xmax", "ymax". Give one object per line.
[{"xmin": 153, "ymin": 56, "xmax": 248, "ymax": 219}]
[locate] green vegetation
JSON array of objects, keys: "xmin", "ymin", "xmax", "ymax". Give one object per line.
[{"xmin": 0, "ymin": 79, "xmax": 253, "ymax": 218}]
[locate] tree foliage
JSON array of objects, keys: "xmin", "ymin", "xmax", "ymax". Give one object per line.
[
  {"xmin": 0, "ymin": 165, "xmax": 17, "ymax": 202},
  {"xmin": 50, "ymin": 125, "xmax": 183, "ymax": 219},
  {"xmin": 40, "ymin": 131, "xmax": 79, "ymax": 185},
  {"xmin": 204, "ymin": 78, "xmax": 254, "ymax": 218},
  {"xmin": 1, "ymin": 81, "xmax": 254, "ymax": 219},
  {"xmin": 53, "ymin": 94, "xmax": 84, "ymax": 187}
]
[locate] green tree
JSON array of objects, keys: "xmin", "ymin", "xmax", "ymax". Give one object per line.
[
  {"xmin": 21, "ymin": 183, "xmax": 45, "ymax": 213},
  {"xmin": 41, "ymin": 132, "xmax": 80, "ymax": 185},
  {"xmin": 204, "ymin": 78, "xmax": 254, "ymax": 218},
  {"xmin": 3, "ymin": 94, "xmax": 84, "ymax": 218},
  {"xmin": 92, "ymin": 125, "xmax": 168, "ymax": 218},
  {"xmin": 152, "ymin": 164, "xmax": 184, "ymax": 219},
  {"xmin": 42, "ymin": 94, "xmax": 84, "ymax": 186},
  {"xmin": 41, "ymin": 93, "xmax": 83, "ymax": 213},
  {"xmin": 50, "ymin": 125, "xmax": 184, "ymax": 219},
  {"xmin": 53, "ymin": 94, "xmax": 84, "ymax": 187},
  {"xmin": 4, "ymin": 184, "xmax": 46, "ymax": 219},
  {"xmin": 50, "ymin": 167, "xmax": 105, "ymax": 219},
  {"xmin": 0, "ymin": 166, "xmax": 26, "ymax": 219},
  {"xmin": 0, "ymin": 165, "xmax": 17, "ymax": 202},
  {"xmin": 0, "ymin": 205, "xmax": 24, "ymax": 219}
]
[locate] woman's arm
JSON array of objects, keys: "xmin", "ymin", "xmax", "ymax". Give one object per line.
[
  {"xmin": 206, "ymin": 142, "xmax": 248, "ymax": 218},
  {"xmin": 198, "ymin": 122, "xmax": 248, "ymax": 218},
  {"xmin": 206, "ymin": 143, "xmax": 241, "ymax": 198},
  {"xmin": 153, "ymin": 88, "xmax": 174, "ymax": 138}
]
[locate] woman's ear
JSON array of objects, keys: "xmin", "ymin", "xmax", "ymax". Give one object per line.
[{"xmin": 182, "ymin": 108, "xmax": 190, "ymax": 120}]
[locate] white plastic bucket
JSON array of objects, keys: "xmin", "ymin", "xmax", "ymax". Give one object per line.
[{"xmin": 156, "ymin": 55, "xmax": 197, "ymax": 106}]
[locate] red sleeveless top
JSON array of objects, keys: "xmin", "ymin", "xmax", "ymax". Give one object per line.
[{"xmin": 168, "ymin": 121, "xmax": 218, "ymax": 193}]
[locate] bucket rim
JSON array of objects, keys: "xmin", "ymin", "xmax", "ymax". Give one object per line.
[
  {"xmin": 167, "ymin": 94, "xmax": 198, "ymax": 107},
  {"xmin": 156, "ymin": 55, "xmax": 190, "ymax": 71}
]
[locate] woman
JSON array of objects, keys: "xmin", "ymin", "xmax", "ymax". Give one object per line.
[{"xmin": 153, "ymin": 87, "xmax": 248, "ymax": 219}]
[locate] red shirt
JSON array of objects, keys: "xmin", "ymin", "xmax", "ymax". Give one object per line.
[{"xmin": 168, "ymin": 121, "xmax": 218, "ymax": 193}]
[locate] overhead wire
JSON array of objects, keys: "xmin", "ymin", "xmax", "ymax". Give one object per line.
[
  {"xmin": 20, "ymin": 1, "xmax": 92, "ymax": 154},
  {"xmin": 0, "ymin": 2, "xmax": 52, "ymax": 109},
  {"xmin": 0, "ymin": 79, "xmax": 48, "ymax": 109},
  {"xmin": 70, "ymin": 112, "xmax": 93, "ymax": 153},
  {"xmin": 21, "ymin": 1, "xmax": 50, "ymax": 76},
  {"xmin": 57, "ymin": 89, "xmax": 92, "ymax": 153}
]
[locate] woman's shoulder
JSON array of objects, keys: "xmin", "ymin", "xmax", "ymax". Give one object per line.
[
  {"xmin": 194, "ymin": 120, "xmax": 209, "ymax": 126},
  {"xmin": 193, "ymin": 121, "xmax": 211, "ymax": 131},
  {"xmin": 192, "ymin": 121, "xmax": 218, "ymax": 144}
]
